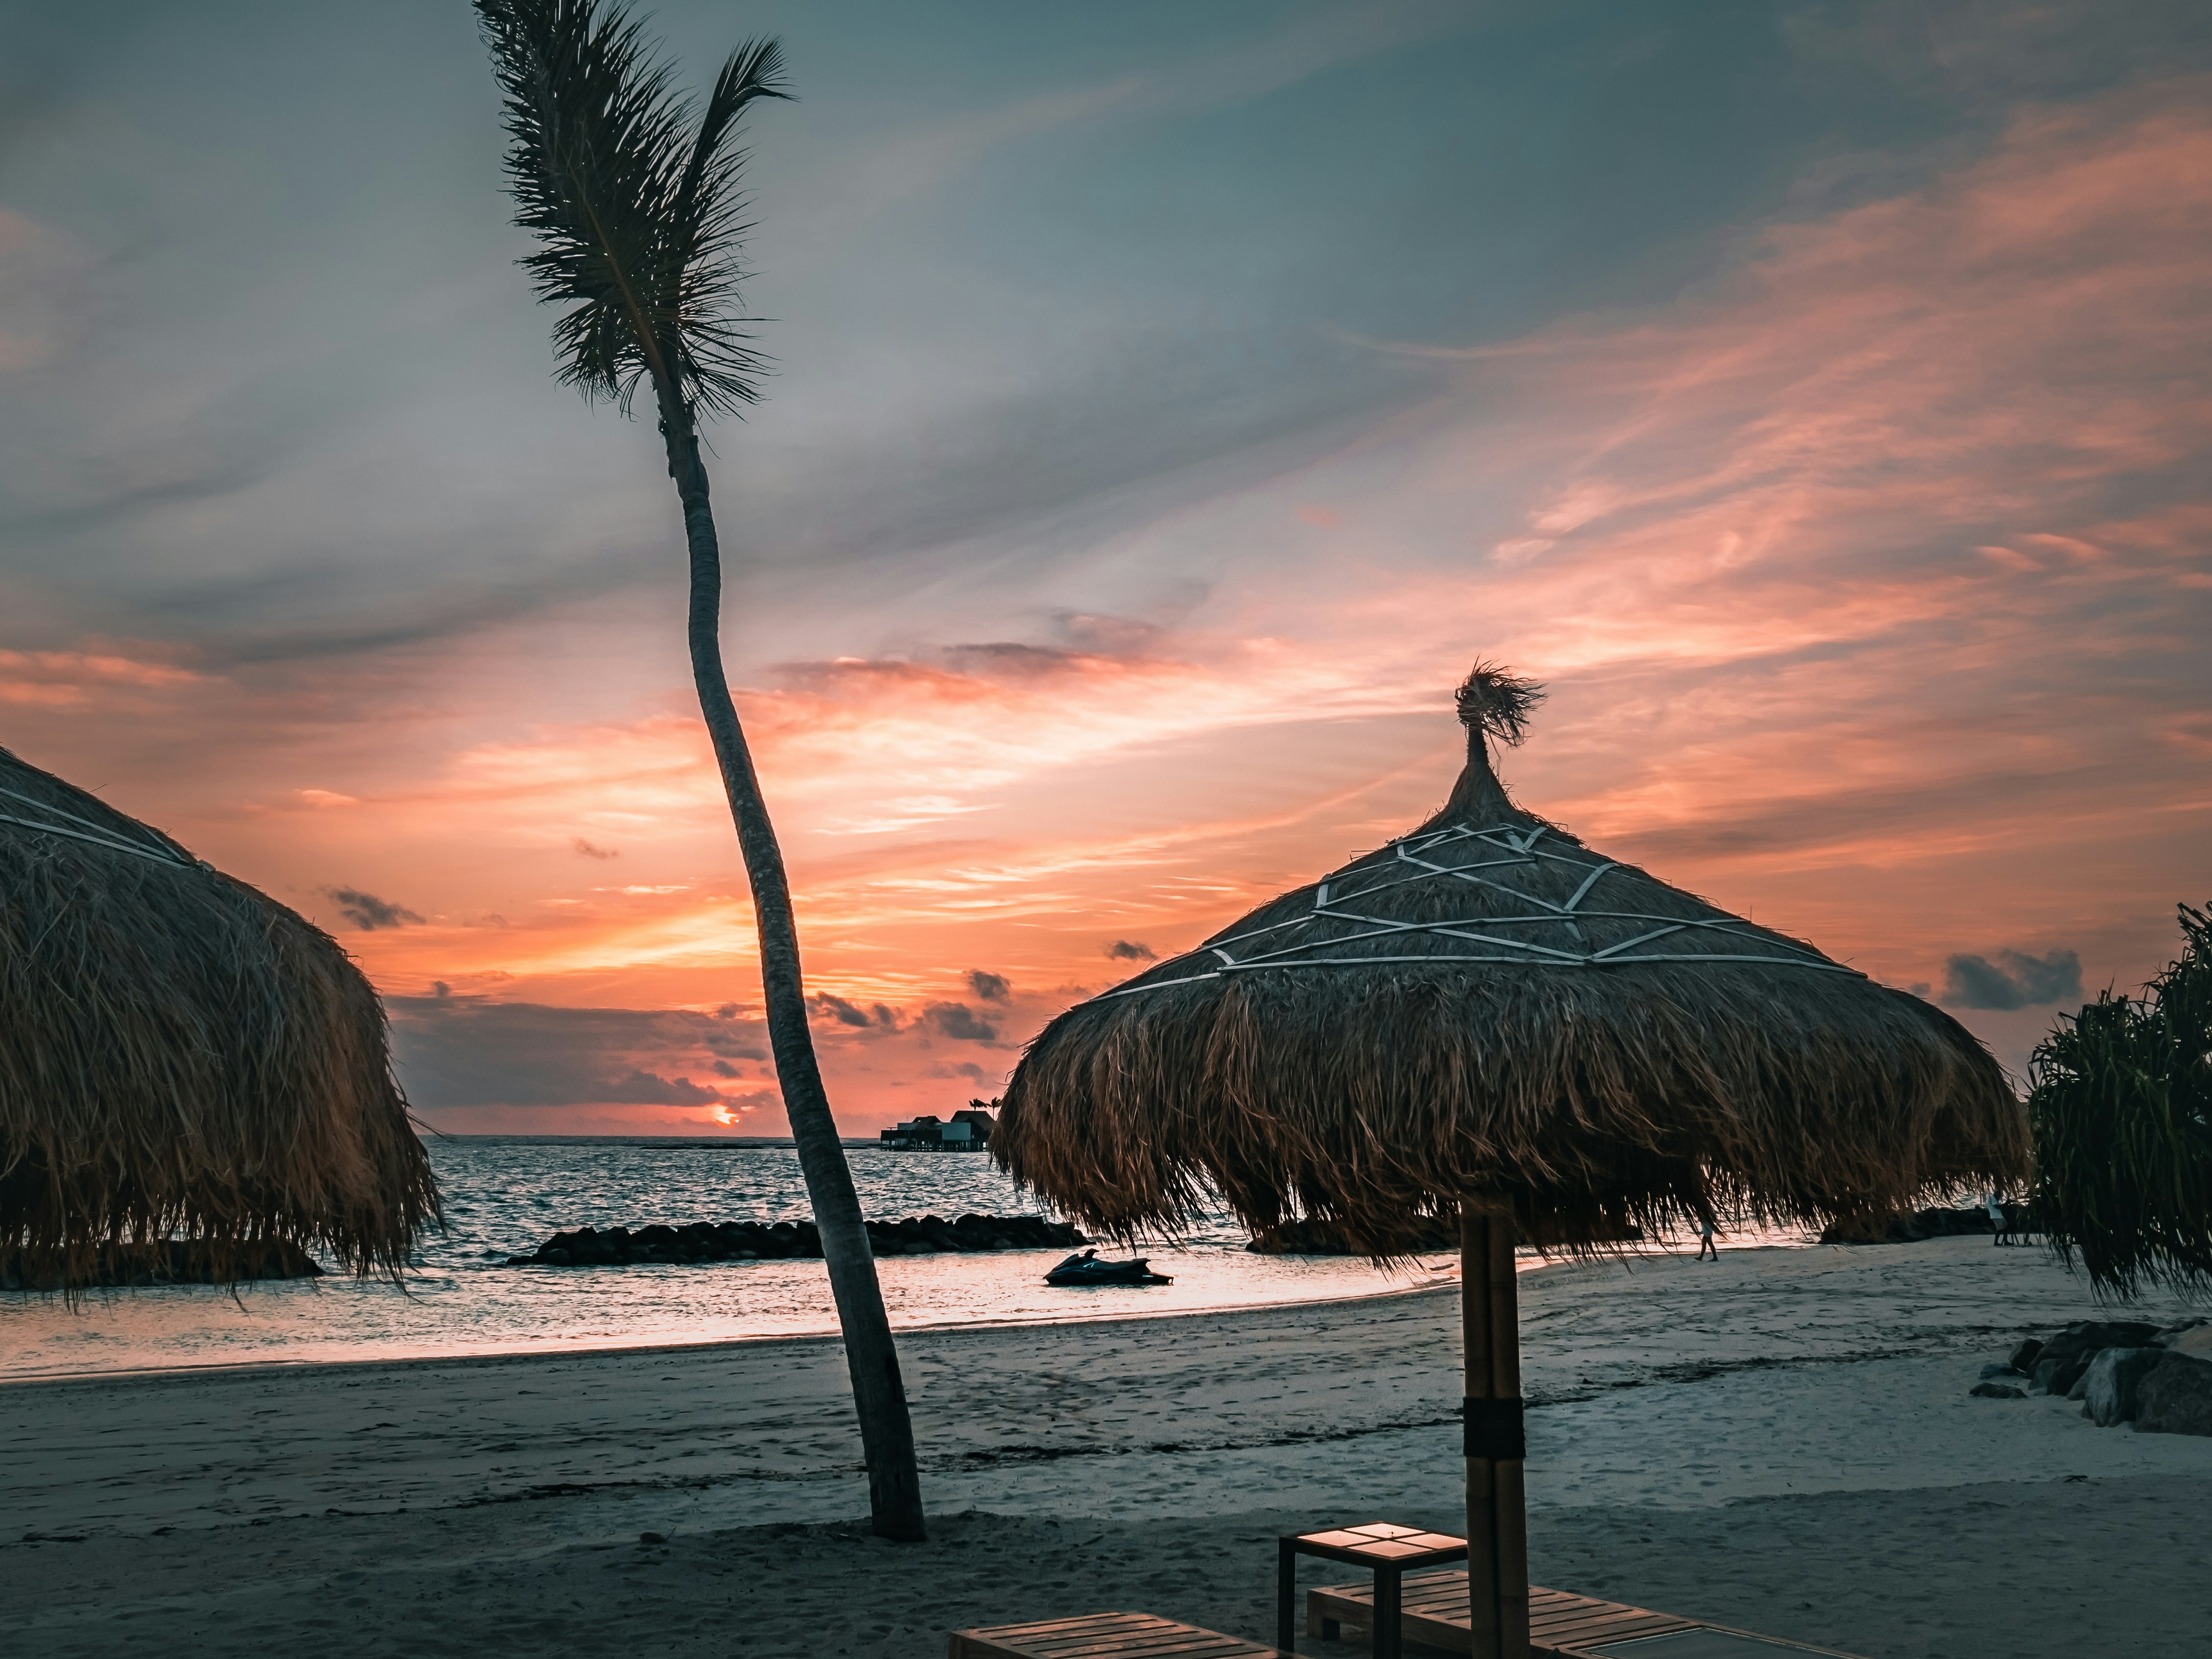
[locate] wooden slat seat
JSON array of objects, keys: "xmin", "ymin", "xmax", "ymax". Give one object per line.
[
  {"xmin": 951, "ymin": 1611, "xmax": 1289, "ymax": 1659},
  {"xmin": 1305, "ymin": 1573, "xmax": 1863, "ymax": 1658},
  {"xmin": 1530, "ymin": 1586, "xmax": 1705, "ymax": 1654}
]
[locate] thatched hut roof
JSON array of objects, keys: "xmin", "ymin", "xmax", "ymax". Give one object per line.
[
  {"xmin": 996, "ymin": 666, "xmax": 2026, "ymax": 1251},
  {"xmin": 1, "ymin": 743, "xmax": 439, "ymax": 1289}
]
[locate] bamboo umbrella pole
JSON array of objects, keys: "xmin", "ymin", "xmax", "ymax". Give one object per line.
[
  {"xmin": 1462, "ymin": 1198, "xmax": 1529, "ymax": 1659},
  {"xmin": 1461, "ymin": 1200, "xmax": 1499, "ymax": 1659},
  {"xmin": 1488, "ymin": 1207, "xmax": 1530, "ymax": 1658}
]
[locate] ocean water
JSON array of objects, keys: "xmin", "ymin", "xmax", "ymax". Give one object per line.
[
  {"xmin": 0, "ymin": 1137, "xmax": 1451, "ymax": 1379},
  {"xmin": 1, "ymin": 1137, "xmax": 1820, "ymax": 1380}
]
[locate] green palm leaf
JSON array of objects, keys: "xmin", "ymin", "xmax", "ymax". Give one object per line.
[{"xmin": 476, "ymin": 0, "xmax": 788, "ymax": 420}]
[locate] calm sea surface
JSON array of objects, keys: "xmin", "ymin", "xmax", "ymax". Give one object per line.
[
  {"xmin": 0, "ymin": 1137, "xmax": 1457, "ymax": 1379},
  {"xmin": 1, "ymin": 1137, "xmax": 1820, "ymax": 1380}
]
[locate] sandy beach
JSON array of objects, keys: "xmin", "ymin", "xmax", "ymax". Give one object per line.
[{"xmin": 5, "ymin": 1236, "xmax": 2209, "ymax": 1659}]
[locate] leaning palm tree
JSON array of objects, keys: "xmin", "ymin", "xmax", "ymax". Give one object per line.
[{"xmin": 474, "ymin": 0, "xmax": 924, "ymax": 1540}]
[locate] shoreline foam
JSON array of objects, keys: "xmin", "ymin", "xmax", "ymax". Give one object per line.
[{"xmin": 0, "ymin": 1270, "xmax": 1464, "ymax": 1389}]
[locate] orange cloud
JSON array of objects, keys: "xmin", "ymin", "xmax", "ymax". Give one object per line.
[
  {"xmin": 0, "ymin": 647, "xmax": 206, "ymax": 709},
  {"xmin": 18, "ymin": 78, "xmax": 2204, "ymax": 1133}
]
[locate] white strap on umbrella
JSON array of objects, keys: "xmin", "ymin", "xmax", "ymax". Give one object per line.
[
  {"xmin": 0, "ymin": 783, "xmax": 202, "ymax": 870},
  {"xmin": 1103, "ymin": 819, "xmax": 1859, "ymax": 998}
]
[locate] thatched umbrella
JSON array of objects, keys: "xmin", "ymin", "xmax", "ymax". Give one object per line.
[
  {"xmin": 995, "ymin": 665, "xmax": 2024, "ymax": 1659},
  {"xmin": 1, "ymin": 743, "xmax": 439, "ymax": 1291}
]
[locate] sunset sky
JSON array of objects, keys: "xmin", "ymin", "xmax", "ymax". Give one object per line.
[{"xmin": 2, "ymin": 1, "xmax": 2206, "ymax": 1135}]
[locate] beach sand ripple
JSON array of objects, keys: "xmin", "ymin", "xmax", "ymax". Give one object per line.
[{"xmin": 3, "ymin": 1237, "xmax": 2208, "ymax": 1658}]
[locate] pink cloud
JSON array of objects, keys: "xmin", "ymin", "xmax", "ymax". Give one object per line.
[
  {"xmin": 0, "ymin": 646, "xmax": 206, "ymax": 708},
  {"xmin": 13, "ymin": 78, "xmax": 2206, "ymax": 1128}
]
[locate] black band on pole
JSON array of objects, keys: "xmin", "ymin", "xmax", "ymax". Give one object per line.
[{"xmin": 1462, "ymin": 1396, "xmax": 1526, "ymax": 1461}]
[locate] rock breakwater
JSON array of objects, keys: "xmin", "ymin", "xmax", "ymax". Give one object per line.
[
  {"xmin": 0, "ymin": 1239, "xmax": 324, "ymax": 1292},
  {"xmin": 1245, "ymin": 1217, "xmax": 1462, "ymax": 1254},
  {"xmin": 1967, "ymin": 1316, "xmax": 2212, "ymax": 1434},
  {"xmin": 508, "ymin": 1212, "xmax": 1085, "ymax": 1267},
  {"xmin": 1820, "ymin": 1205, "xmax": 2010, "ymax": 1244},
  {"xmin": 1245, "ymin": 1215, "xmax": 1641, "ymax": 1254}
]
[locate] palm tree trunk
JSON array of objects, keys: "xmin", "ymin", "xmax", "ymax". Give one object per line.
[{"xmin": 658, "ymin": 405, "xmax": 927, "ymax": 1542}]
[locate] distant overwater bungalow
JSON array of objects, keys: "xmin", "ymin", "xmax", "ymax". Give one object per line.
[{"xmin": 878, "ymin": 1107, "xmax": 997, "ymax": 1151}]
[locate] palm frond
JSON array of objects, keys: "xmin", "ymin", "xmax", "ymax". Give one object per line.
[{"xmin": 476, "ymin": 0, "xmax": 789, "ymax": 420}]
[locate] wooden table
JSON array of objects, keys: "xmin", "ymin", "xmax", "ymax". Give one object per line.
[{"xmin": 1277, "ymin": 1523, "xmax": 1469, "ymax": 1659}]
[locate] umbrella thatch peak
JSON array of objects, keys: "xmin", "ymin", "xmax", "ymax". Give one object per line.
[
  {"xmin": 1, "ymin": 744, "xmax": 439, "ymax": 1290},
  {"xmin": 1442, "ymin": 661, "xmax": 1546, "ymax": 825},
  {"xmin": 995, "ymin": 666, "xmax": 2025, "ymax": 1252}
]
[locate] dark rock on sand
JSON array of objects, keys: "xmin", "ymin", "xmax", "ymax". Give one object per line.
[
  {"xmin": 1820, "ymin": 1206, "xmax": 1994, "ymax": 1245},
  {"xmin": 2133, "ymin": 1352, "xmax": 2212, "ymax": 1437},
  {"xmin": 2099, "ymin": 1321, "xmax": 2165, "ymax": 1347},
  {"xmin": 2079, "ymin": 1347, "xmax": 2169, "ymax": 1427},
  {"xmin": 1969, "ymin": 1382, "xmax": 2028, "ymax": 1399},
  {"xmin": 2159, "ymin": 1322, "xmax": 2212, "ymax": 1360},
  {"xmin": 1983, "ymin": 1319, "xmax": 2212, "ymax": 1431},
  {"xmin": 2033, "ymin": 1321, "xmax": 2165, "ymax": 1396}
]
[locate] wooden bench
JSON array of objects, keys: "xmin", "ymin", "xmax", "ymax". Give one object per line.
[
  {"xmin": 951, "ymin": 1611, "xmax": 1290, "ymax": 1659},
  {"xmin": 1307, "ymin": 1573, "xmax": 1864, "ymax": 1657}
]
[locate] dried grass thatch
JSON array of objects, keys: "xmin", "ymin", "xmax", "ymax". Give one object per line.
[
  {"xmin": 997, "ymin": 666, "xmax": 2026, "ymax": 1254},
  {"xmin": 1, "ymin": 743, "xmax": 439, "ymax": 1290}
]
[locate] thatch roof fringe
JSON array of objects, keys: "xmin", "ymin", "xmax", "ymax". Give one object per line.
[{"xmin": 1, "ymin": 744, "xmax": 440, "ymax": 1291}]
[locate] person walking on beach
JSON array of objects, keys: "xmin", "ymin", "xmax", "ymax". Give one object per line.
[
  {"xmin": 1987, "ymin": 1190, "xmax": 2009, "ymax": 1246},
  {"xmin": 1694, "ymin": 1213, "xmax": 1719, "ymax": 1261}
]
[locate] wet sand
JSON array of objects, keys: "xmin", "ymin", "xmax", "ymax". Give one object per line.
[{"xmin": 4, "ymin": 1236, "xmax": 2208, "ymax": 1658}]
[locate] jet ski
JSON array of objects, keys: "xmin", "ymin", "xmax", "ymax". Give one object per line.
[{"xmin": 1044, "ymin": 1248, "xmax": 1173, "ymax": 1287}]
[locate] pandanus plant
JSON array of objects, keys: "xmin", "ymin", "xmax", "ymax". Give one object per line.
[
  {"xmin": 474, "ymin": 0, "xmax": 924, "ymax": 1539},
  {"xmin": 2028, "ymin": 903, "xmax": 2212, "ymax": 1297}
]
